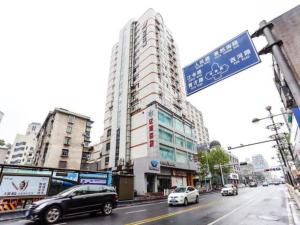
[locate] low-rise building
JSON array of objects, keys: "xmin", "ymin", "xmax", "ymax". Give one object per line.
[
  {"xmin": 33, "ymin": 108, "xmax": 93, "ymax": 170},
  {"xmin": 0, "ymin": 146, "xmax": 8, "ymax": 164},
  {"xmin": 239, "ymin": 161, "xmax": 255, "ymax": 184},
  {"xmin": 6, "ymin": 123, "xmax": 41, "ymax": 165}
]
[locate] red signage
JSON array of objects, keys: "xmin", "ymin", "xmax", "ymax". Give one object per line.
[{"xmin": 148, "ymin": 112, "xmax": 154, "ymax": 148}]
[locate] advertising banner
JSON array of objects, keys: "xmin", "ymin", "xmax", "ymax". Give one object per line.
[
  {"xmin": 80, "ymin": 178, "xmax": 107, "ymax": 185},
  {"xmin": 0, "ymin": 175, "xmax": 49, "ymax": 197}
]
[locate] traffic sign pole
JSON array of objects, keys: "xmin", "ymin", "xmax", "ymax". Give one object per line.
[{"xmin": 257, "ymin": 20, "xmax": 300, "ymax": 107}]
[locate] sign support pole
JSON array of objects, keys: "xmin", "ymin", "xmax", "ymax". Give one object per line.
[{"xmin": 257, "ymin": 20, "xmax": 300, "ymax": 107}]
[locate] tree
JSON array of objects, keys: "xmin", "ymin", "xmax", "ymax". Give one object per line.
[
  {"xmin": 0, "ymin": 139, "xmax": 5, "ymax": 146},
  {"xmin": 198, "ymin": 151, "xmax": 209, "ymax": 180},
  {"xmin": 207, "ymin": 146, "xmax": 231, "ymax": 185}
]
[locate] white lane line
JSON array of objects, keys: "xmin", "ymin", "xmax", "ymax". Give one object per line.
[
  {"xmin": 125, "ymin": 209, "xmax": 147, "ymax": 214},
  {"xmin": 207, "ymin": 198, "xmax": 256, "ymax": 225},
  {"xmin": 116, "ymin": 201, "xmax": 167, "ymax": 210},
  {"xmin": 116, "ymin": 197, "xmax": 207, "ymax": 210}
]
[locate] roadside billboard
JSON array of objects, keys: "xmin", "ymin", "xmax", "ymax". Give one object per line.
[
  {"xmin": 271, "ymin": 5, "xmax": 300, "ymax": 86},
  {"xmin": 183, "ymin": 31, "xmax": 260, "ymax": 96},
  {"xmin": 0, "ymin": 175, "xmax": 49, "ymax": 197}
]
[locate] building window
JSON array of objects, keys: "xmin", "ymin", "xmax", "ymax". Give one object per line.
[
  {"xmin": 158, "ymin": 110, "xmax": 173, "ymax": 127},
  {"xmin": 160, "ymin": 145, "xmax": 175, "ymax": 161},
  {"xmin": 106, "ymin": 143, "xmax": 110, "ymax": 151},
  {"xmin": 107, "ymin": 129, "xmax": 111, "ymax": 137},
  {"xmin": 105, "ymin": 157, "xmax": 109, "ymax": 165},
  {"xmin": 64, "ymin": 137, "xmax": 71, "ymax": 145},
  {"xmin": 66, "ymin": 125, "xmax": 72, "ymax": 134},
  {"xmin": 174, "ymin": 118, "xmax": 184, "ymax": 133},
  {"xmin": 175, "ymin": 135, "xmax": 185, "ymax": 148},
  {"xmin": 176, "ymin": 150, "xmax": 187, "ymax": 163},
  {"xmin": 61, "ymin": 149, "xmax": 69, "ymax": 157},
  {"xmin": 186, "ymin": 139, "xmax": 194, "ymax": 151},
  {"xmin": 68, "ymin": 115, "xmax": 75, "ymax": 123},
  {"xmin": 159, "ymin": 128, "xmax": 173, "ymax": 143},
  {"xmin": 58, "ymin": 160, "xmax": 67, "ymax": 168},
  {"xmin": 184, "ymin": 124, "xmax": 192, "ymax": 137}
]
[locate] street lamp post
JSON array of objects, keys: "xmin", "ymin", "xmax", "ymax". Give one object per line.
[{"xmin": 253, "ymin": 106, "xmax": 296, "ymax": 186}]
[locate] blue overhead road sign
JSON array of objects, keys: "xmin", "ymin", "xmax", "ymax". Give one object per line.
[{"xmin": 183, "ymin": 31, "xmax": 261, "ymax": 96}]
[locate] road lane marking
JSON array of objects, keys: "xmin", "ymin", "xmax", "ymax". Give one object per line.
[
  {"xmin": 124, "ymin": 200, "xmax": 221, "ymax": 225},
  {"xmin": 207, "ymin": 198, "xmax": 256, "ymax": 225},
  {"xmin": 117, "ymin": 197, "xmax": 207, "ymax": 211},
  {"xmin": 126, "ymin": 209, "xmax": 147, "ymax": 214}
]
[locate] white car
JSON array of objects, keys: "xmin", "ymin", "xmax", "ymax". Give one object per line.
[
  {"xmin": 168, "ymin": 186, "xmax": 199, "ymax": 206},
  {"xmin": 221, "ymin": 184, "xmax": 238, "ymax": 196}
]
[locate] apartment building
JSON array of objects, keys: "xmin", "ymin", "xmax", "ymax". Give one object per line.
[
  {"xmin": 100, "ymin": 9, "xmax": 198, "ymax": 195},
  {"xmin": 6, "ymin": 122, "xmax": 41, "ymax": 165},
  {"xmin": 252, "ymin": 154, "xmax": 269, "ymax": 172},
  {"xmin": 33, "ymin": 108, "xmax": 93, "ymax": 170},
  {"xmin": 0, "ymin": 146, "xmax": 8, "ymax": 164},
  {"xmin": 185, "ymin": 101, "xmax": 210, "ymax": 145},
  {"xmin": 84, "ymin": 139, "xmax": 110, "ymax": 171},
  {"xmin": 0, "ymin": 111, "xmax": 4, "ymax": 126}
]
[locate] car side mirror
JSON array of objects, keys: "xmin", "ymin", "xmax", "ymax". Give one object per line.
[{"xmin": 186, "ymin": 190, "xmax": 189, "ymax": 193}]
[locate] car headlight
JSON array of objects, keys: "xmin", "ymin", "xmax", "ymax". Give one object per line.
[{"xmin": 35, "ymin": 203, "xmax": 48, "ymax": 211}]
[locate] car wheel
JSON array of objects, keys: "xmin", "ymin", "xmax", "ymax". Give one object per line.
[
  {"xmin": 44, "ymin": 205, "xmax": 61, "ymax": 224},
  {"xmin": 195, "ymin": 195, "xmax": 199, "ymax": 203},
  {"xmin": 102, "ymin": 201, "xmax": 113, "ymax": 216},
  {"xmin": 184, "ymin": 198, "xmax": 188, "ymax": 206},
  {"xmin": 168, "ymin": 204, "xmax": 173, "ymax": 207},
  {"xmin": 236, "ymin": 191, "xmax": 238, "ymax": 195},
  {"xmin": 222, "ymin": 193, "xmax": 224, "ymax": 196}
]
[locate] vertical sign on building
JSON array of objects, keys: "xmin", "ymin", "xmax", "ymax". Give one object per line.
[
  {"xmin": 147, "ymin": 109, "xmax": 155, "ymax": 149},
  {"xmin": 183, "ymin": 31, "xmax": 261, "ymax": 96}
]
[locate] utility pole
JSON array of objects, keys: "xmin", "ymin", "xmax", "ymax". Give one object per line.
[
  {"xmin": 252, "ymin": 20, "xmax": 300, "ymax": 106},
  {"xmin": 219, "ymin": 164, "xmax": 225, "ymax": 186},
  {"xmin": 266, "ymin": 106, "xmax": 296, "ymax": 186}
]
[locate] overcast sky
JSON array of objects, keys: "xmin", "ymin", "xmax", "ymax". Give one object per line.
[{"xmin": 0, "ymin": 0, "xmax": 298, "ymax": 167}]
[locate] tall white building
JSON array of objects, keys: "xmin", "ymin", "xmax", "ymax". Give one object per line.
[
  {"xmin": 0, "ymin": 111, "xmax": 4, "ymax": 125},
  {"xmin": 185, "ymin": 101, "xmax": 209, "ymax": 145},
  {"xmin": 252, "ymin": 154, "xmax": 269, "ymax": 172},
  {"xmin": 7, "ymin": 122, "xmax": 41, "ymax": 165},
  {"xmin": 101, "ymin": 9, "xmax": 198, "ymax": 194}
]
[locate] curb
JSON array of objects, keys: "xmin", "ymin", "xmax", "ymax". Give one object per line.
[{"xmin": 0, "ymin": 209, "xmax": 26, "ymax": 222}]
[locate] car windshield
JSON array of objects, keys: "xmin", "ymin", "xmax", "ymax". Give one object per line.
[
  {"xmin": 56, "ymin": 186, "xmax": 79, "ymax": 197},
  {"xmin": 224, "ymin": 184, "xmax": 232, "ymax": 188},
  {"xmin": 174, "ymin": 187, "xmax": 187, "ymax": 193}
]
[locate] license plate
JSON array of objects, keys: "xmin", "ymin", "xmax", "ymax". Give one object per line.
[{"xmin": 170, "ymin": 200, "xmax": 177, "ymax": 202}]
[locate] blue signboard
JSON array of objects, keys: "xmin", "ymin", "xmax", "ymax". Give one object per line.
[
  {"xmin": 292, "ymin": 107, "xmax": 300, "ymax": 126},
  {"xmin": 183, "ymin": 31, "xmax": 261, "ymax": 96}
]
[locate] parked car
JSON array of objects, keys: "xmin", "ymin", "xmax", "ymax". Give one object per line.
[
  {"xmin": 274, "ymin": 181, "xmax": 281, "ymax": 185},
  {"xmin": 249, "ymin": 181, "xmax": 258, "ymax": 187},
  {"xmin": 221, "ymin": 184, "xmax": 238, "ymax": 196},
  {"xmin": 26, "ymin": 185, "xmax": 118, "ymax": 224},
  {"xmin": 168, "ymin": 186, "xmax": 199, "ymax": 206},
  {"xmin": 262, "ymin": 181, "xmax": 268, "ymax": 187}
]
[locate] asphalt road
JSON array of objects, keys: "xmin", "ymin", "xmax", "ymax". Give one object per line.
[{"xmin": 1, "ymin": 185, "xmax": 294, "ymax": 225}]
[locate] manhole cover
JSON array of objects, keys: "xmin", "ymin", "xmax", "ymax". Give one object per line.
[{"xmin": 258, "ymin": 216, "xmax": 280, "ymax": 221}]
